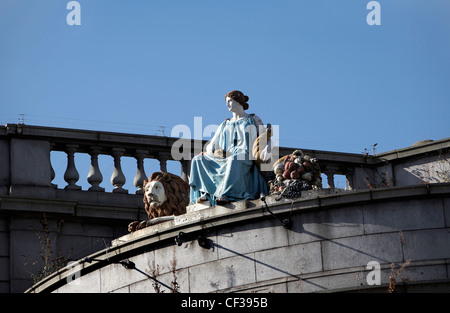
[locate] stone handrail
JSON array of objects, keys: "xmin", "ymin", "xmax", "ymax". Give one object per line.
[{"xmin": 1, "ymin": 124, "xmax": 449, "ymax": 197}]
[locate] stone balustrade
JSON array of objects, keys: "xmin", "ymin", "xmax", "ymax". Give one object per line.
[
  {"xmin": 1, "ymin": 124, "xmax": 449, "ymax": 198},
  {"xmin": 0, "ymin": 124, "xmax": 192, "ymax": 197}
]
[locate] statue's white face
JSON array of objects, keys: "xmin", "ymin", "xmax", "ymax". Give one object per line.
[
  {"xmin": 144, "ymin": 181, "xmax": 167, "ymax": 208},
  {"xmin": 226, "ymin": 96, "xmax": 241, "ymax": 113}
]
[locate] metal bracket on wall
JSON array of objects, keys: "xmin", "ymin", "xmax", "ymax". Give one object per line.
[
  {"xmin": 260, "ymin": 193, "xmax": 292, "ymax": 230},
  {"xmin": 175, "ymin": 231, "xmax": 212, "ymax": 250}
]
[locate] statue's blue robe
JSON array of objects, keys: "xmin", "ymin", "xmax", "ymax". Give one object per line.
[{"xmin": 189, "ymin": 115, "xmax": 268, "ymax": 206}]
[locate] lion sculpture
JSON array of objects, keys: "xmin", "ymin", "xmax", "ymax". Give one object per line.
[{"xmin": 128, "ymin": 172, "xmax": 190, "ymax": 232}]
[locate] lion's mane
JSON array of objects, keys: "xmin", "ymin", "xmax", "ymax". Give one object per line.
[{"xmin": 143, "ymin": 172, "xmax": 190, "ymax": 219}]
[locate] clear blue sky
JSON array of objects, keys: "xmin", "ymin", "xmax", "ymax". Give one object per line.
[{"xmin": 1, "ymin": 1, "xmax": 449, "ymax": 191}]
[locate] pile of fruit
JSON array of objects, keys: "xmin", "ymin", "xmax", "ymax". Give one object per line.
[{"xmin": 268, "ymin": 150, "xmax": 322, "ymax": 199}]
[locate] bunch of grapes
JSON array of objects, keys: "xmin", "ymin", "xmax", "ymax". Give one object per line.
[{"xmin": 281, "ymin": 179, "xmax": 312, "ymax": 199}]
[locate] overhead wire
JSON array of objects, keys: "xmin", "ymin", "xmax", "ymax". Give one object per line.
[{"xmin": 0, "ymin": 113, "xmax": 169, "ymax": 136}]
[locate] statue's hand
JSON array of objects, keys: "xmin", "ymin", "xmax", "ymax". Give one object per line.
[{"xmin": 213, "ymin": 149, "xmax": 227, "ymax": 158}]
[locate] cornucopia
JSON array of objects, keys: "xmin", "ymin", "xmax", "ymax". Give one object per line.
[{"xmin": 268, "ymin": 150, "xmax": 322, "ymax": 199}]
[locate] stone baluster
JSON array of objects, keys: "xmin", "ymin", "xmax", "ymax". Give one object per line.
[
  {"xmin": 345, "ymin": 168, "xmax": 354, "ymax": 191},
  {"xmin": 64, "ymin": 144, "xmax": 81, "ymax": 190},
  {"xmin": 110, "ymin": 148, "xmax": 128, "ymax": 193},
  {"xmin": 50, "ymin": 164, "xmax": 55, "ymax": 184},
  {"xmin": 180, "ymin": 159, "xmax": 191, "ymax": 182},
  {"xmin": 157, "ymin": 151, "xmax": 171, "ymax": 173},
  {"xmin": 87, "ymin": 146, "xmax": 105, "ymax": 192},
  {"xmin": 325, "ymin": 172, "xmax": 335, "ymax": 189},
  {"xmin": 133, "ymin": 149, "xmax": 148, "ymax": 194},
  {"xmin": 49, "ymin": 143, "xmax": 57, "ymax": 188},
  {"xmin": 324, "ymin": 166, "xmax": 339, "ymax": 189}
]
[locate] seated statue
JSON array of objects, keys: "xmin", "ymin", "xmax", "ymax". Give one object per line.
[{"xmin": 189, "ymin": 90, "xmax": 272, "ymax": 206}]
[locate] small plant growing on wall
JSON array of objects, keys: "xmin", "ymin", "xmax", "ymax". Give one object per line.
[
  {"xmin": 411, "ymin": 149, "xmax": 450, "ymax": 185},
  {"xmin": 147, "ymin": 260, "xmax": 163, "ymax": 293},
  {"xmin": 435, "ymin": 149, "xmax": 450, "ymax": 182},
  {"xmin": 23, "ymin": 213, "xmax": 70, "ymax": 284},
  {"xmin": 146, "ymin": 246, "xmax": 180, "ymax": 293},
  {"xmin": 361, "ymin": 143, "xmax": 394, "ymax": 189},
  {"xmin": 170, "ymin": 248, "xmax": 180, "ymax": 293},
  {"xmin": 364, "ymin": 170, "xmax": 393, "ymax": 190},
  {"xmin": 362, "ymin": 143, "xmax": 378, "ymax": 159},
  {"xmin": 387, "ymin": 260, "xmax": 411, "ymax": 293}
]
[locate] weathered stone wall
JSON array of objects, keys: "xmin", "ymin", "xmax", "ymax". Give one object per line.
[
  {"xmin": 0, "ymin": 193, "xmax": 142, "ymax": 292},
  {"xmin": 28, "ymin": 184, "xmax": 450, "ymax": 293}
]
